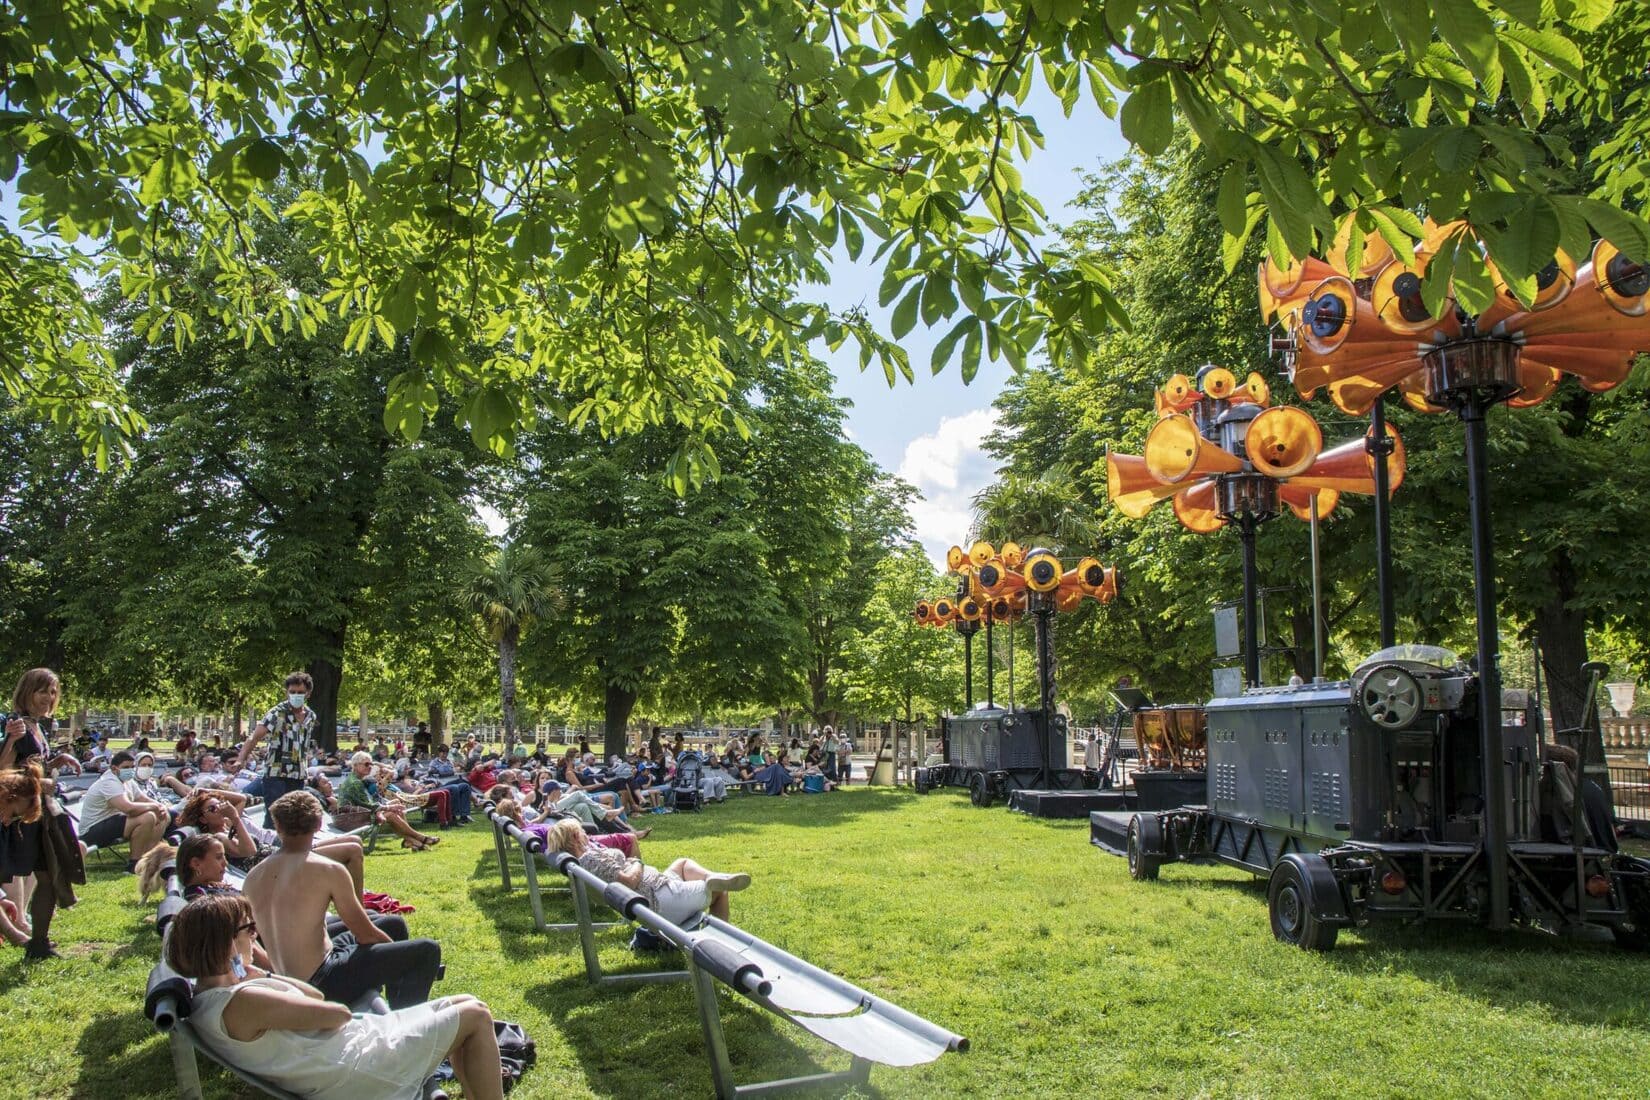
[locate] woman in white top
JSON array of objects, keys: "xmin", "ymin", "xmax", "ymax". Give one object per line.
[{"xmin": 166, "ymin": 893, "xmax": 504, "ymax": 1100}]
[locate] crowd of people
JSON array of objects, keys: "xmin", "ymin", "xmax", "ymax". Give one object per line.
[{"xmin": 1, "ymin": 666, "xmax": 830, "ymax": 1096}]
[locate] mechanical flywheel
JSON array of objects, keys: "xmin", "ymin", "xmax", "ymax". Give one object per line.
[{"xmin": 1355, "ymin": 664, "xmax": 1423, "ymax": 729}]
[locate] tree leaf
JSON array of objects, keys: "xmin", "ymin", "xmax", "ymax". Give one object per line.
[
  {"xmin": 891, "ymin": 283, "xmax": 921, "ymax": 339},
  {"xmin": 1118, "ymin": 78, "xmax": 1173, "ymax": 157},
  {"xmin": 1216, "ymin": 162, "xmax": 1248, "ymax": 237}
]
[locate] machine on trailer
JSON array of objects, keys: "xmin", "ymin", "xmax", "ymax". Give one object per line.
[
  {"xmin": 917, "ymin": 704, "xmax": 1087, "ymax": 807},
  {"xmin": 1095, "ymin": 650, "xmax": 1650, "ymax": 950},
  {"xmin": 912, "ymin": 541, "xmax": 1116, "ymax": 808}
]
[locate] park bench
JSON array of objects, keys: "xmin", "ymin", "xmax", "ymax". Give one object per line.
[{"xmin": 485, "ymin": 810, "xmax": 967, "ymax": 1098}]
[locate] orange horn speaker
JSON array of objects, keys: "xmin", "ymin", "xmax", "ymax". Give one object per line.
[
  {"xmin": 975, "ymin": 560, "xmax": 1027, "ymax": 596},
  {"xmin": 1478, "ymin": 251, "xmax": 1578, "ymax": 330},
  {"xmin": 1107, "ymin": 451, "xmax": 1180, "ymax": 518},
  {"xmin": 1023, "ymin": 551, "xmax": 1062, "ymax": 592},
  {"xmin": 1280, "ymin": 484, "xmax": 1340, "ymax": 521},
  {"xmin": 1371, "ymin": 262, "xmax": 1460, "ymax": 339},
  {"xmin": 1054, "ymin": 587, "xmax": 1087, "ymax": 612},
  {"xmin": 932, "ymin": 598, "xmax": 957, "ymax": 623},
  {"xmin": 1145, "ymin": 414, "xmax": 1243, "ymax": 484},
  {"xmin": 946, "ymin": 545, "xmax": 968, "ymax": 574},
  {"xmin": 1326, "ymin": 220, "xmax": 1396, "ymax": 280},
  {"xmin": 1592, "ymin": 239, "xmax": 1650, "ymax": 317},
  {"xmin": 1245, "ymin": 406, "xmax": 1324, "ymax": 478},
  {"xmin": 968, "ymin": 541, "xmax": 997, "ymax": 568},
  {"xmin": 958, "ymin": 596, "xmax": 983, "ymax": 622},
  {"xmin": 1259, "ymin": 256, "xmax": 1339, "ymax": 321},
  {"xmin": 1286, "ymin": 425, "xmax": 1406, "ymax": 496},
  {"xmin": 914, "ymin": 600, "xmax": 932, "ymax": 622},
  {"xmin": 1200, "ymin": 367, "xmax": 1238, "ymax": 400},
  {"xmin": 1228, "ymin": 371, "xmax": 1271, "ymax": 406},
  {"xmin": 999, "ymin": 541, "xmax": 1025, "ymax": 569},
  {"xmin": 1173, "ymin": 481, "xmax": 1224, "ymax": 533},
  {"xmin": 987, "ymin": 595, "xmax": 1016, "ymax": 622},
  {"xmin": 1155, "ymin": 373, "xmax": 1199, "ymax": 416},
  {"xmin": 1099, "ymin": 565, "xmax": 1118, "ymax": 602}
]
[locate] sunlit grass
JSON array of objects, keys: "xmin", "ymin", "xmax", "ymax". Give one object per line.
[{"xmin": 5, "ymin": 787, "xmax": 1650, "ymax": 1098}]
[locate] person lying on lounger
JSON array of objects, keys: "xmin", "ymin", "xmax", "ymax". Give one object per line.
[
  {"xmin": 493, "ymin": 797, "xmax": 645, "ymax": 858},
  {"xmin": 166, "ymin": 892, "xmax": 505, "ymax": 1100},
  {"xmin": 539, "ymin": 817, "xmax": 750, "ymax": 925}
]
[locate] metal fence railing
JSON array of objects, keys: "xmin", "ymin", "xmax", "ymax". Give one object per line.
[{"xmin": 1609, "ymin": 766, "xmax": 1650, "ymax": 823}]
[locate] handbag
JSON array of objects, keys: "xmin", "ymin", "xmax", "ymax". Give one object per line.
[{"xmin": 331, "ymin": 804, "xmax": 375, "ymax": 832}]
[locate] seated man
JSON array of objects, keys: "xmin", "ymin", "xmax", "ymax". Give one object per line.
[
  {"xmin": 188, "ymin": 753, "xmax": 234, "ymax": 789},
  {"xmin": 423, "ymin": 744, "xmax": 475, "ymax": 823},
  {"xmin": 77, "ymin": 750, "xmax": 170, "ymax": 871},
  {"xmin": 244, "ymin": 791, "xmax": 441, "ymax": 1009}
]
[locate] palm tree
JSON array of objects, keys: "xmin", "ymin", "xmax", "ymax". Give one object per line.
[{"xmin": 463, "ymin": 540, "xmax": 561, "ymax": 753}]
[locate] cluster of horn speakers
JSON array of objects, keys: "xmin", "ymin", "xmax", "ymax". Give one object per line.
[
  {"xmin": 913, "ymin": 540, "xmax": 1118, "ymax": 626},
  {"xmin": 1107, "ymin": 365, "xmax": 1405, "ymax": 533},
  {"xmin": 1263, "ymin": 218, "xmax": 1650, "ymax": 414}
]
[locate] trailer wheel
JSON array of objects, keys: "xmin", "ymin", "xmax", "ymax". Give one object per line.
[
  {"xmin": 1268, "ymin": 859, "xmax": 1339, "ymax": 951},
  {"xmin": 1127, "ymin": 814, "xmax": 1162, "ymax": 881},
  {"xmin": 968, "ymin": 772, "xmax": 994, "ymax": 808}
]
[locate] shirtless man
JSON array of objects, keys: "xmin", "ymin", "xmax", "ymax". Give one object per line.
[{"xmin": 243, "ymin": 791, "xmax": 441, "ymax": 1009}]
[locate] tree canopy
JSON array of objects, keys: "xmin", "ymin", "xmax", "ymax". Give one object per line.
[{"xmin": 6, "ymin": 0, "xmax": 1650, "ymax": 464}]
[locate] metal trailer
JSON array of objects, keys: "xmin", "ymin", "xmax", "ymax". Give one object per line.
[
  {"xmin": 913, "ymin": 705, "xmax": 1096, "ymax": 807},
  {"xmin": 1103, "ymin": 648, "xmax": 1650, "ymax": 951}
]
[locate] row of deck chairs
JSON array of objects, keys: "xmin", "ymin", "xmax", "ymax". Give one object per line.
[{"xmin": 486, "ymin": 808, "xmax": 966, "ymax": 1098}]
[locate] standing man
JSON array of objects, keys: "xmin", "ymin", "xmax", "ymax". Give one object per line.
[{"xmin": 234, "ymin": 672, "xmax": 319, "ymax": 827}]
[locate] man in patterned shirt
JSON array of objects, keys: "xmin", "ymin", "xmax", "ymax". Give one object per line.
[{"xmin": 233, "ymin": 671, "xmax": 320, "ymax": 827}]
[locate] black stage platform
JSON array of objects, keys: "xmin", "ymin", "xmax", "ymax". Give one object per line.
[
  {"xmin": 1089, "ymin": 809, "xmax": 1135, "ymax": 854},
  {"xmin": 1008, "ymin": 789, "xmax": 1133, "ymax": 818},
  {"xmin": 1011, "ymin": 771, "xmax": 1207, "ymax": 819}
]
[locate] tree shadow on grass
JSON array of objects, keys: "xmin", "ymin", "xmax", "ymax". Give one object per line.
[
  {"xmin": 1318, "ymin": 919, "xmax": 1650, "ymax": 1030},
  {"xmin": 71, "ymin": 1009, "xmax": 175, "ymax": 1099}
]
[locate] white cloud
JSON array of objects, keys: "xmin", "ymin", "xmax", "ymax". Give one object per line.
[{"xmin": 895, "ymin": 408, "xmax": 1001, "ymax": 569}]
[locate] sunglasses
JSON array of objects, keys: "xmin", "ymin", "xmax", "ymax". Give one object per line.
[{"xmin": 238, "ymin": 920, "xmax": 257, "ymax": 935}]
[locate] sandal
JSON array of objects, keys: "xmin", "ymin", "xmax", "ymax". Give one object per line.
[
  {"xmin": 401, "ymin": 838, "xmax": 427, "ymax": 852},
  {"xmin": 421, "ymin": 835, "xmax": 442, "ymax": 847}
]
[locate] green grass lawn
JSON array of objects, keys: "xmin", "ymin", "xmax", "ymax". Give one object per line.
[{"xmin": 6, "ymin": 787, "xmax": 1650, "ymax": 1099}]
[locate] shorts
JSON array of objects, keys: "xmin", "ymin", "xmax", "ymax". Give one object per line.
[
  {"xmin": 649, "ymin": 874, "xmax": 709, "ymax": 926},
  {"xmin": 79, "ymin": 813, "xmax": 127, "ymax": 848}
]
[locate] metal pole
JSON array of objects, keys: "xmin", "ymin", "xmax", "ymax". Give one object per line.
[
  {"xmin": 1309, "ymin": 490, "xmax": 1324, "ymax": 680},
  {"xmin": 1033, "ymin": 597, "xmax": 1057, "ymax": 784},
  {"xmin": 1008, "ymin": 619, "xmax": 1016, "ymax": 709},
  {"xmin": 963, "ymin": 627, "xmax": 974, "ymax": 711},
  {"xmin": 984, "ymin": 617, "xmax": 995, "ymax": 709},
  {"xmin": 1369, "ymin": 395, "xmax": 1396, "ymax": 648},
  {"xmin": 1240, "ymin": 514, "xmax": 1261, "ymax": 688},
  {"xmin": 1461, "ymin": 395, "xmax": 1510, "ymax": 930}
]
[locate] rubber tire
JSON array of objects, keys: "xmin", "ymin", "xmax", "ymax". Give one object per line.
[
  {"xmin": 1127, "ymin": 814, "xmax": 1162, "ymax": 881},
  {"xmin": 1268, "ymin": 859, "xmax": 1339, "ymax": 951},
  {"xmin": 968, "ymin": 772, "xmax": 994, "ymax": 808}
]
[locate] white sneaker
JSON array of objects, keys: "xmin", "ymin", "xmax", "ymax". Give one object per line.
[{"xmin": 704, "ymin": 872, "xmax": 751, "ymax": 893}]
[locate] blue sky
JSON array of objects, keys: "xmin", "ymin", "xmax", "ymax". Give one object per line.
[{"xmin": 815, "ymin": 85, "xmax": 1128, "ymax": 566}]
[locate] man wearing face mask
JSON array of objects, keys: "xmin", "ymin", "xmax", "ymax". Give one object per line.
[
  {"xmin": 77, "ymin": 751, "xmax": 172, "ymax": 872},
  {"xmin": 234, "ymin": 673, "xmax": 320, "ymax": 828}
]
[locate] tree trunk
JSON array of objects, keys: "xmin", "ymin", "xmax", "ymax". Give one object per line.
[
  {"xmin": 307, "ymin": 631, "xmax": 345, "ymax": 751},
  {"xmin": 603, "ymin": 682, "xmax": 637, "ymax": 760},
  {"xmin": 499, "ymin": 625, "xmax": 519, "ymax": 753},
  {"xmin": 231, "ymin": 694, "xmax": 244, "ymax": 739},
  {"xmin": 426, "ymin": 700, "xmax": 446, "ymax": 746},
  {"xmin": 1534, "ymin": 549, "xmax": 1590, "ymax": 733}
]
